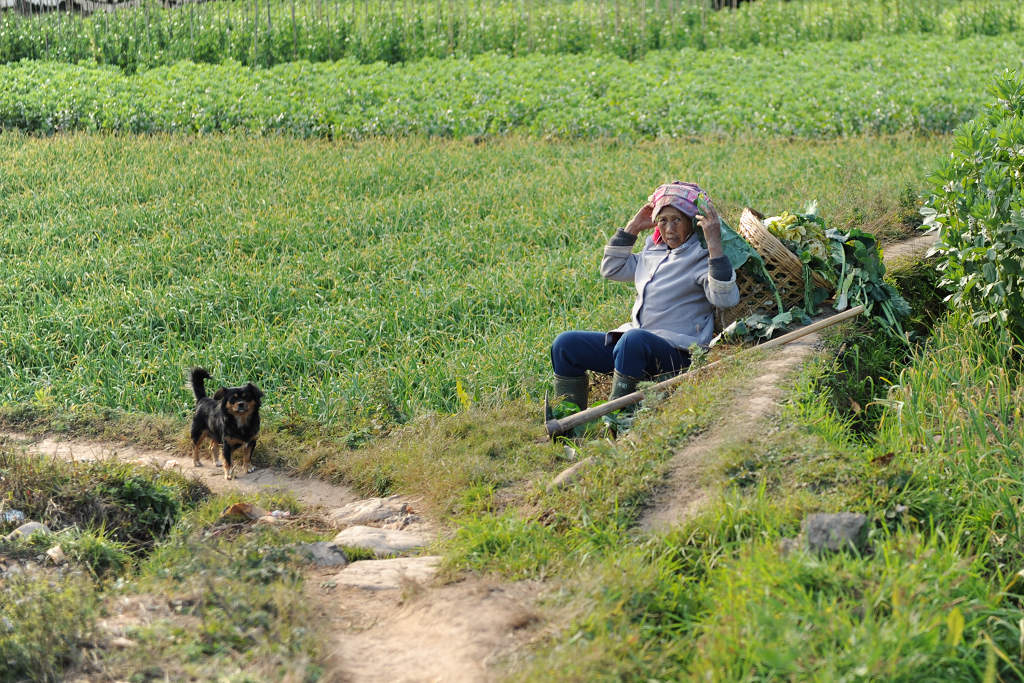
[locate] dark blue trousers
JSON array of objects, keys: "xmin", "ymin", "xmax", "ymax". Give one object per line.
[{"xmin": 551, "ymin": 329, "xmax": 691, "ymax": 379}]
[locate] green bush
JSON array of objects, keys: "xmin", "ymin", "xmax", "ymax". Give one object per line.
[{"xmin": 926, "ymin": 69, "xmax": 1024, "ymax": 338}]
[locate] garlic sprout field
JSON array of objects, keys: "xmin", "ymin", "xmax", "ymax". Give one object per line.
[
  {"xmin": 0, "ymin": 134, "xmax": 943, "ymax": 435},
  {"xmin": 1, "ymin": 0, "xmax": 1021, "ymax": 69}
]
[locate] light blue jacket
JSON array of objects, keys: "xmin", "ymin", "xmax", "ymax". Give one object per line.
[{"xmin": 601, "ymin": 231, "xmax": 740, "ymax": 349}]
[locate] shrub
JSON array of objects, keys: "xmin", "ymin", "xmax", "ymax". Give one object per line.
[{"xmin": 925, "ymin": 69, "xmax": 1024, "ymax": 339}]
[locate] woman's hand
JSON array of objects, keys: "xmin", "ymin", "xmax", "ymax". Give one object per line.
[
  {"xmin": 624, "ymin": 203, "xmax": 655, "ymax": 235},
  {"xmin": 696, "ymin": 198, "xmax": 724, "ymax": 259}
]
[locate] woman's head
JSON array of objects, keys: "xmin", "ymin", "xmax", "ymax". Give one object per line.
[
  {"xmin": 649, "ymin": 181, "xmax": 706, "ymax": 247},
  {"xmin": 653, "ymin": 205, "xmax": 692, "ymax": 249}
]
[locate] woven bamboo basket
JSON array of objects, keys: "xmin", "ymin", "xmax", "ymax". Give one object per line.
[{"xmin": 715, "ymin": 208, "xmax": 834, "ymax": 331}]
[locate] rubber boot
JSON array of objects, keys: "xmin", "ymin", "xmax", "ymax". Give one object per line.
[
  {"xmin": 604, "ymin": 371, "xmax": 642, "ymax": 435},
  {"xmin": 608, "ymin": 370, "xmax": 641, "ymax": 401},
  {"xmin": 553, "ymin": 374, "xmax": 589, "ymax": 412}
]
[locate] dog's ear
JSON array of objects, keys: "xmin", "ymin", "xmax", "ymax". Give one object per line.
[
  {"xmin": 245, "ymin": 383, "xmax": 263, "ymax": 401},
  {"xmin": 213, "ymin": 387, "xmax": 227, "ymax": 400}
]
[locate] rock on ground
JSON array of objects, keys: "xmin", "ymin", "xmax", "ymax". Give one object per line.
[{"xmin": 332, "ymin": 525, "xmax": 430, "ymax": 558}]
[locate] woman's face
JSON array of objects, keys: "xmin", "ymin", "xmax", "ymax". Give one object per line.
[{"xmin": 655, "ymin": 206, "xmax": 692, "ymax": 249}]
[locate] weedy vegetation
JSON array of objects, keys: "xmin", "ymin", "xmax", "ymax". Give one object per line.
[{"xmin": 0, "ymin": 451, "xmax": 327, "ymax": 681}]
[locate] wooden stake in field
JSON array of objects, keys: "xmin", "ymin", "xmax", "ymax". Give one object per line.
[{"xmin": 544, "ymin": 305, "xmax": 866, "ymax": 438}]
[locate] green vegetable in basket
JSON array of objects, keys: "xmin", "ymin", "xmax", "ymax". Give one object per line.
[{"xmin": 719, "ymin": 204, "xmax": 911, "ymax": 343}]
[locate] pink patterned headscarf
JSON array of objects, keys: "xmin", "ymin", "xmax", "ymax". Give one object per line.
[{"xmin": 648, "ymin": 181, "xmax": 708, "ymax": 245}]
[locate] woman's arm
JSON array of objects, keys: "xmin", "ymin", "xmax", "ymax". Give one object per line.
[
  {"xmin": 697, "ymin": 198, "xmax": 740, "ymax": 308},
  {"xmin": 696, "ymin": 199, "xmax": 724, "ymax": 260},
  {"xmin": 600, "ymin": 203, "xmax": 654, "ymax": 282}
]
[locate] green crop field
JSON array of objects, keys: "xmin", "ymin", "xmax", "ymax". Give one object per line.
[
  {"xmin": 0, "ymin": 133, "xmax": 942, "ymax": 437},
  {"xmin": 4, "ymin": 0, "xmax": 1024, "ymax": 679},
  {"xmin": 2, "ymin": 33, "xmax": 1018, "ymax": 137},
  {"xmin": 2, "ymin": 0, "xmax": 1021, "ymax": 70}
]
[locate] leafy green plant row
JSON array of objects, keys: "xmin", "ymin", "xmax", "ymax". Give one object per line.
[
  {"xmin": 0, "ymin": 33, "xmax": 1016, "ymax": 138},
  {"xmin": 2, "ymin": 0, "xmax": 1020, "ymax": 71}
]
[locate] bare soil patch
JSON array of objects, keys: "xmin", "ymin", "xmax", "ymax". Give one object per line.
[{"xmin": 310, "ymin": 572, "xmax": 544, "ymax": 683}]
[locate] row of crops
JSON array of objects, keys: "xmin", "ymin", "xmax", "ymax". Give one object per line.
[
  {"xmin": 1, "ymin": 0, "xmax": 1021, "ymax": 71},
  {"xmin": 3, "ymin": 33, "xmax": 1018, "ymax": 138}
]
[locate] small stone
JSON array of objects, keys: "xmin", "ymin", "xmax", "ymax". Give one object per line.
[
  {"xmin": 45, "ymin": 545, "xmax": 66, "ymax": 565},
  {"xmin": 333, "ymin": 556, "xmax": 442, "ymax": 591},
  {"xmin": 326, "ymin": 496, "xmax": 412, "ymax": 528},
  {"xmin": 295, "ymin": 542, "xmax": 349, "ymax": 567},
  {"xmin": 803, "ymin": 512, "xmax": 869, "ymax": 553},
  {"xmin": 331, "ymin": 525, "xmax": 428, "ymax": 557},
  {"xmin": 109, "ymin": 637, "xmax": 136, "ymax": 649},
  {"xmin": 4, "ymin": 521, "xmax": 50, "ymax": 542},
  {"xmin": 777, "ymin": 537, "xmax": 801, "ymax": 556}
]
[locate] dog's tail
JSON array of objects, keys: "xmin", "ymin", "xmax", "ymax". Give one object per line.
[{"xmin": 190, "ymin": 367, "xmax": 212, "ymax": 400}]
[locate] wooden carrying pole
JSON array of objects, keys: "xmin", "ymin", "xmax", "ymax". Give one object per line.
[{"xmin": 545, "ymin": 305, "xmax": 866, "ymax": 438}]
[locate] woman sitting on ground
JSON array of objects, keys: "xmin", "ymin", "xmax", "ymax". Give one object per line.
[{"xmin": 550, "ymin": 181, "xmax": 740, "ymax": 411}]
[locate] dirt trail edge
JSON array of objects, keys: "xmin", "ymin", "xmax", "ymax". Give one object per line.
[
  {"xmin": 638, "ymin": 231, "xmax": 937, "ymax": 533},
  {"xmin": 0, "ymin": 430, "xmax": 360, "ymax": 508}
]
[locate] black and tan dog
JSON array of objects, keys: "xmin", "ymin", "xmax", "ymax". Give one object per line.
[{"xmin": 189, "ymin": 367, "xmax": 263, "ymax": 480}]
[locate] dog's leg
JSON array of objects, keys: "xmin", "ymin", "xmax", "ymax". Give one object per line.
[
  {"xmin": 244, "ymin": 440, "xmax": 256, "ymax": 473},
  {"xmin": 190, "ymin": 424, "xmax": 206, "ymax": 467},
  {"xmin": 221, "ymin": 442, "xmax": 234, "ymax": 480}
]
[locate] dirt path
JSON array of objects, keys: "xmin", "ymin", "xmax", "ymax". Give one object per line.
[
  {"xmin": 0, "ymin": 430, "xmax": 359, "ymax": 508},
  {"xmin": 638, "ymin": 335, "xmax": 820, "ymax": 533},
  {"xmin": 0, "ymin": 429, "xmax": 542, "ymax": 682},
  {"xmin": 638, "ymin": 231, "xmax": 938, "ymax": 533}
]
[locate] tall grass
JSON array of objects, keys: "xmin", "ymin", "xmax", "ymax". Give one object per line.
[
  {"xmin": 0, "ymin": 133, "xmax": 945, "ymax": 437},
  {"xmin": 2, "ymin": 0, "xmax": 1021, "ymax": 71}
]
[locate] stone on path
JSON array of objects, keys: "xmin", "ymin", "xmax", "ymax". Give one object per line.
[
  {"xmin": 333, "ymin": 556, "xmax": 442, "ymax": 591},
  {"xmin": 295, "ymin": 542, "xmax": 349, "ymax": 568},
  {"xmin": 803, "ymin": 512, "xmax": 869, "ymax": 553},
  {"xmin": 332, "ymin": 525, "xmax": 429, "ymax": 557},
  {"xmin": 326, "ymin": 496, "xmax": 417, "ymax": 529},
  {"xmin": 4, "ymin": 521, "xmax": 50, "ymax": 542}
]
